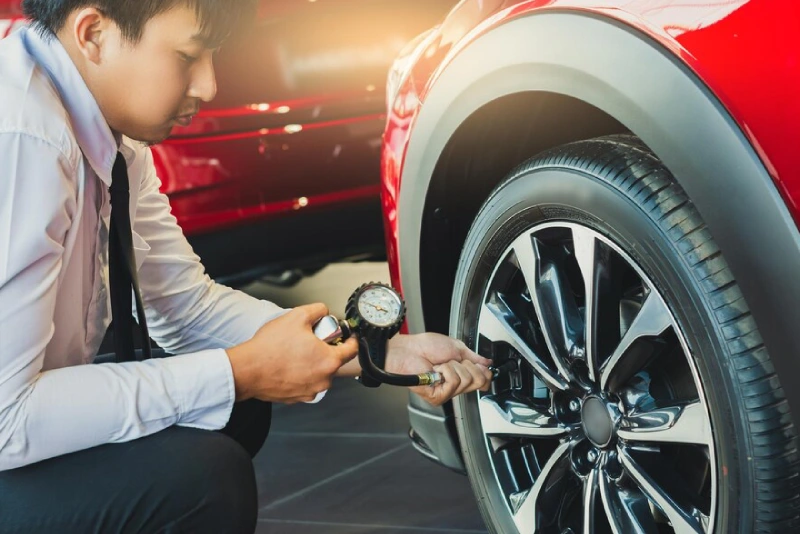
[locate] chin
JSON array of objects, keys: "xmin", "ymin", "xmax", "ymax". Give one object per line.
[{"xmin": 129, "ymin": 126, "xmax": 173, "ymax": 146}]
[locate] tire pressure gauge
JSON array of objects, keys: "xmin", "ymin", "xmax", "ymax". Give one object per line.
[
  {"xmin": 311, "ymin": 282, "xmax": 452, "ymax": 388},
  {"xmin": 346, "ymin": 283, "xmax": 406, "ymax": 340},
  {"xmin": 345, "ymin": 283, "xmax": 406, "ymax": 387},
  {"xmin": 311, "ymin": 282, "xmax": 508, "ymax": 388}
]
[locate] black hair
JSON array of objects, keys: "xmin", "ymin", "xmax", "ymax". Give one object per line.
[{"xmin": 21, "ymin": 0, "xmax": 257, "ymax": 47}]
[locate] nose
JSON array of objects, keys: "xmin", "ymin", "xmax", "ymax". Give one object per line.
[{"xmin": 187, "ymin": 52, "xmax": 217, "ymax": 103}]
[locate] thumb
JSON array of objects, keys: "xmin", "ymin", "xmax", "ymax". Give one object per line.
[
  {"xmin": 331, "ymin": 337, "xmax": 359, "ymax": 364},
  {"xmin": 424, "ymin": 363, "xmax": 459, "ymax": 406}
]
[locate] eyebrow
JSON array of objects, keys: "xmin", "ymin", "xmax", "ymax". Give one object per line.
[
  {"xmin": 188, "ymin": 29, "xmax": 230, "ymax": 51},
  {"xmin": 189, "ymin": 33, "xmax": 213, "ymax": 46}
]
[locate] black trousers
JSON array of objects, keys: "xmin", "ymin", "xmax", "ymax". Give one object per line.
[{"xmin": 0, "ymin": 351, "xmax": 272, "ymax": 534}]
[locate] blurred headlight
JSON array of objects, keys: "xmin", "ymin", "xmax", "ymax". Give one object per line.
[{"xmin": 386, "ymin": 28, "xmax": 439, "ymax": 112}]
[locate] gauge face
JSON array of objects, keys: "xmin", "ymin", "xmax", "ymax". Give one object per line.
[{"xmin": 357, "ymin": 286, "xmax": 403, "ymax": 327}]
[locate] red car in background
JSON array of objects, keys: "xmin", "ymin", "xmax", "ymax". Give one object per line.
[
  {"xmin": 0, "ymin": 0, "xmax": 455, "ymax": 285},
  {"xmin": 383, "ymin": 1, "xmax": 800, "ymax": 532}
]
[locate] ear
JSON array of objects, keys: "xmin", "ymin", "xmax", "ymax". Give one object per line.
[{"xmin": 70, "ymin": 8, "xmax": 112, "ymax": 64}]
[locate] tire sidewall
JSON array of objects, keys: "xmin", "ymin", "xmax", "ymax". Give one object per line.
[{"xmin": 451, "ymin": 166, "xmax": 749, "ymax": 533}]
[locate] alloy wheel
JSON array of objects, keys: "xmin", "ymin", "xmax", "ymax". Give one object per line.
[{"xmin": 473, "ymin": 222, "xmax": 716, "ymax": 533}]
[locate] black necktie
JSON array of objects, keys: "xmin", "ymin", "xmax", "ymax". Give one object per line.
[{"xmin": 109, "ymin": 152, "xmax": 151, "ymax": 362}]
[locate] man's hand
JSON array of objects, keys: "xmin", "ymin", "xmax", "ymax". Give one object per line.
[
  {"xmin": 226, "ymin": 304, "xmax": 358, "ymax": 404},
  {"xmin": 385, "ymin": 333, "xmax": 493, "ymax": 406}
]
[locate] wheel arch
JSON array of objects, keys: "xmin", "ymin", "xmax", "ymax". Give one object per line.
[
  {"xmin": 418, "ymin": 91, "xmax": 627, "ymax": 336},
  {"xmin": 398, "ymin": 10, "xmax": 800, "ymax": 424}
]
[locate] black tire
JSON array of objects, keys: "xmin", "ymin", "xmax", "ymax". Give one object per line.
[{"xmin": 449, "ymin": 134, "xmax": 800, "ymax": 533}]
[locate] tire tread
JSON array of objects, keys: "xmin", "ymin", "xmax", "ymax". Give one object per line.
[{"xmin": 511, "ymin": 134, "xmax": 800, "ymax": 532}]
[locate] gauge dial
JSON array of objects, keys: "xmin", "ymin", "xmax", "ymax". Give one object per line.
[{"xmin": 357, "ymin": 285, "xmax": 403, "ymax": 327}]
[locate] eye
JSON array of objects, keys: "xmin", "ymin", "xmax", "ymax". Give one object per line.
[{"xmin": 178, "ymin": 51, "xmax": 199, "ymax": 64}]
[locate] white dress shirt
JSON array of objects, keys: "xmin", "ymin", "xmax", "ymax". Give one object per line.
[{"xmin": 0, "ymin": 27, "xmax": 289, "ymax": 471}]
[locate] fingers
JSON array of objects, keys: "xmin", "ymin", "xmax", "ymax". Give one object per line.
[
  {"xmin": 456, "ymin": 341, "xmax": 493, "ymax": 368},
  {"xmin": 432, "ymin": 361, "xmax": 479, "ymax": 399},
  {"xmin": 457, "ymin": 360, "xmax": 492, "ymax": 395},
  {"xmin": 430, "ymin": 362, "xmax": 461, "ymax": 403},
  {"xmin": 421, "ymin": 360, "xmax": 493, "ymax": 405},
  {"xmin": 449, "ymin": 361, "xmax": 476, "ymax": 397},
  {"xmin": 297, "ymin": 302, "xmax": 330, "ymax": 325},
  {"xmin": 475, "ymin": 363, "xmax": 493, "ymax": 392}
]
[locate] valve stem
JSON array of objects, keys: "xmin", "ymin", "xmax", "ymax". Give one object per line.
[{"xmin": 490, "ymin": 359, "xmax": 518, "ymax": 378}]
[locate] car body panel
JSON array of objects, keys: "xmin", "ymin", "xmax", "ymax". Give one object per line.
[
  {"xmin": 153, "ymin": 113, "xmax": 384, "ymax": 236},
  {"xmin": 391, "ymin": 0, "xmax": 800, "ymax": 223},
  {"xmin": 382, "ymin": 0, "xmax": 800, "ymax": 468},
  {"xmin": 158, "ymin": 0, "xmax": 453, "ymax": 239},
  {"xmin": 0, "ymin": 0, "xmax": 23, "ymax": 38},
  {"xmin": 384, "ymin": 0, "xmax": 800, "ymax": 295}
]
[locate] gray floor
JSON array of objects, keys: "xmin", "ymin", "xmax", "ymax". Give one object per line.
[{"xmin": 242, "ymin": 263, "xmax": 489, "ymax": 534}]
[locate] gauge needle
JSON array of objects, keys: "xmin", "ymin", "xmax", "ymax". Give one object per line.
[{"xmin": 365, "ymin": 302, "xmax": 387, "ymax": 312}]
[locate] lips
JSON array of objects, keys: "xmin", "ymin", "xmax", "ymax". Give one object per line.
[{"xmin": 174, "ymin": 114, "xmax": 195, "ymax": 127}]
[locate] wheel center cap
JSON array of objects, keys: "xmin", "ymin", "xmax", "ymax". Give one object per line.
[{"xmin": 581, "ymin": 396, "xmax": 616, "ymax": 448}]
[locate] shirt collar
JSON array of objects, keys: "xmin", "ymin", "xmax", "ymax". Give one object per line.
[{"xmin": 22, "ymin": 27, "xmax": 119, "ymax": 186}]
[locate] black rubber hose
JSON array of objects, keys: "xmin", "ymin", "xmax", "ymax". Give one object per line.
[{"xmin": 357, "ymin": 337, "xmax": 421, "ymax": 386}]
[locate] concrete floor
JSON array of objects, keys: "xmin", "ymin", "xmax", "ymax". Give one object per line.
[{"xmin": 242, "ymin": 263, "xmax": 489, "ymax": 534}]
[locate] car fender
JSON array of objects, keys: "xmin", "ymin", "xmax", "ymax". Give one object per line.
[{"xmin": 398, "ymin": 11, "xmax": 800, "ymax": 423}]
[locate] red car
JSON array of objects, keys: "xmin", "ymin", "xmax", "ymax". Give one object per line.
[
  {"xmin": 383, "ymin": 1, "xmax": 800, "ymax": 532},
  {"xmin": 0, "ymin": 0, "xmax": 455, "ymax": 285}
]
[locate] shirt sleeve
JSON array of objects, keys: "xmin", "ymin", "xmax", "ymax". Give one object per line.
[
  {"xmin": 132, "ymin": 147, "xmax": 311, "ymax": 418},
  {"xmin": 0, "ymin": 134, "xmax": 238, "ymax": 471},
  {"xmin": 131, "ymin": 147, "xmax": 329, "ymax": 406},
  {"xmin": 132, "ymin": 147, "xmax": 286, "ymax": 355}
]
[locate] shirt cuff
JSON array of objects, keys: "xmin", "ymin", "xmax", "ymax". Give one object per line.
[
  {"xmin": 305, "ymin": 390, "xmax": 327, "ymax": 404},
  {"xmin": 162, "ymin": 349, "xmax": 235, "ymax": 430}
]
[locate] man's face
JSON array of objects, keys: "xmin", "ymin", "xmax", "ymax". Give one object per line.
[{"xmin": 87, "ymin": 6, "xmax": 217, "ymax": 144}]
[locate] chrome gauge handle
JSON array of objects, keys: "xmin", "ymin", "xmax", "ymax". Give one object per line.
[{"xmin": 311, "ymin": 314, "xmax": 350, "ymax": 345}]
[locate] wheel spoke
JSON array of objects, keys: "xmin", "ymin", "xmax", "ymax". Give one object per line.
[
  {"xmin": 599, "ymin": 472, "xmax": 659, "ymax": 534},
  {"xmin": 512, "ymin": 234, "xmax": 576, "ymax": 381},
  {"xmin": 618, "ymin": 402, "xmax": 712, "ymax": 446},
  {"xmin": 599, "ymin": 291, "xmax": 673, "ymax": 391},
  {"xmin": 618, "ymin": 447, "xmax": 706, "ymax": 533},
  {"xmin": 479, "ymin": 297, "xmax": 569, "ymax": 392},
  {"xmin": 478, "ymin": 223, "xmax": 717, "ymax": 533},
  {"xmin": 512, "ymin": 441, "xmax": 571, "ymax": 532},
  {"xmin": 572, "ymin": 226, "xmax": 598, "ymax": 382},
  {"xmin": 582, "ymin": 467, "xmax": 599, "ymax": 533},
  {"xmin": 478, "ymin": 394, "xmax": 569, "ymax": 438}
]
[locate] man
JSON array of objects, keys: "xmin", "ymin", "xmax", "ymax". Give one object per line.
[{"xmin": 0, "ymin": 1, "xmax": 493, "ymax": 532}]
